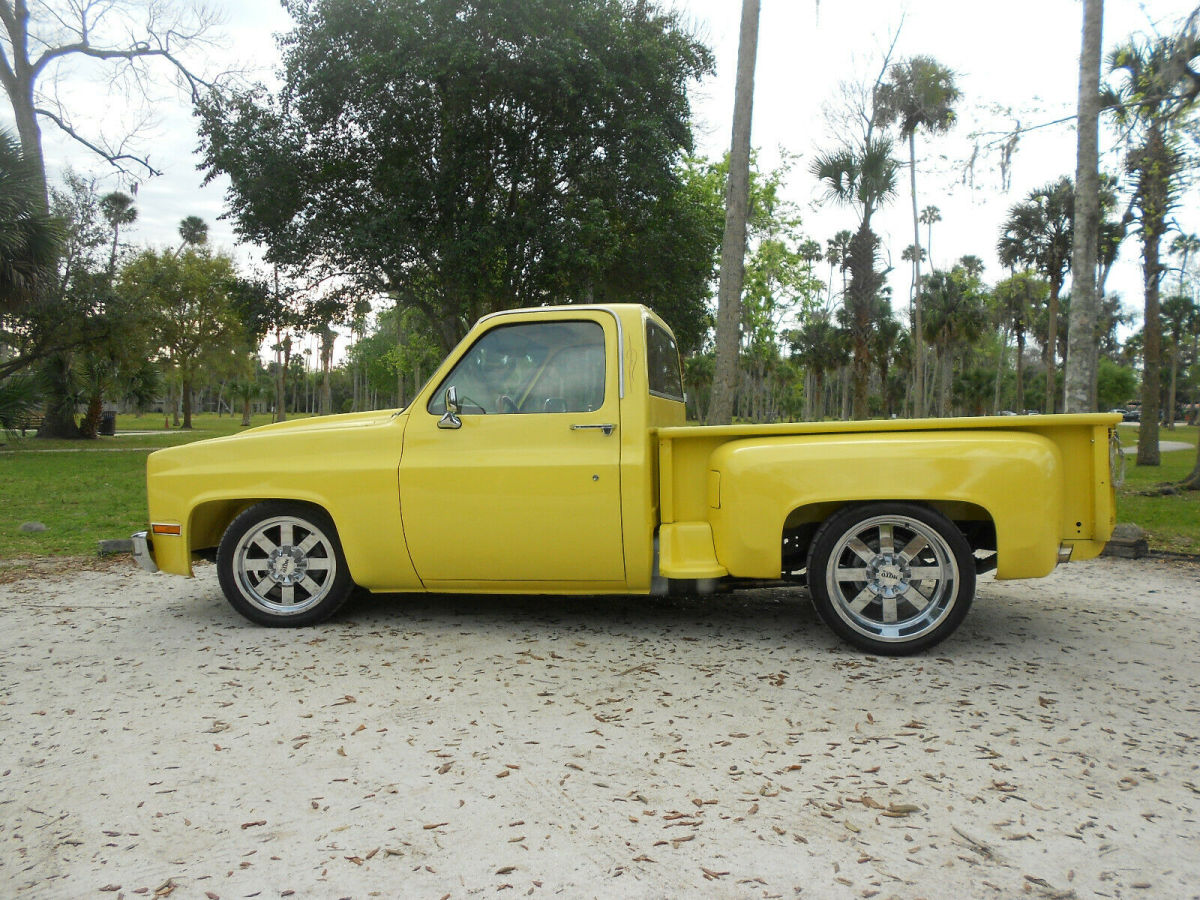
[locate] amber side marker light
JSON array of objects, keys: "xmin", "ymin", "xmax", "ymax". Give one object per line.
[{"xmin": 151, "ymin": 523, "xmax": 182, "ymax": 536}]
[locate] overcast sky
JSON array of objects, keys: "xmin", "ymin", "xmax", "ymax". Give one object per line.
[{"xmin": 29, "ymin": 0, "xmax": 1200, "ymax": 336}]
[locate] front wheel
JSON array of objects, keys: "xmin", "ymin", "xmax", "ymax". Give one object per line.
[
  {"xmin": 217, "ymin": 502, "xmax": 354, "ymax": 626},
  {"xmin": 807, "ymin": 503, "xmax": 975, "ymax": 655}
]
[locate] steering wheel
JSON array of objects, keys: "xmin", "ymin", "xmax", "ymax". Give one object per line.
[{"xmin": 497, "ymin": 395, "xmax": 517, "ymax": 414}]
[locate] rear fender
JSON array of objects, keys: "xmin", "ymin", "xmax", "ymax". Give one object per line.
[{"xmin": 706, "ymin": 432, "xmax": 1063, "ymax": 580}]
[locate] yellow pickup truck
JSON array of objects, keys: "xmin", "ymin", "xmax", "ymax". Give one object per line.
[{"xmin": 133, "ymin": 304, "xmax": 1120, "ymax": 654}]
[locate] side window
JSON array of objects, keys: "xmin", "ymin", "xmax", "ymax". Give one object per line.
[
  {"xmin": 429, "ymin": 320, "xmax": 606, "ymax": 415},
  {"xmin": 646, "ymin": 321, "xmax": 684, "ymax": 401}
]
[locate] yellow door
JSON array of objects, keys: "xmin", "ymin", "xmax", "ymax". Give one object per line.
[{"xmin": 399, "ymin": 317, "xmax": 625, "ymax": 587}]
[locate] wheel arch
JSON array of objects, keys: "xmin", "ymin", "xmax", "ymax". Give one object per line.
[
  {"xmin": 782, "ymin": 499, "xmax": 995, "ymax": 576},
  {"xmin": 184, "ymin": 495, "xmax": 349, "ymax": 575}
]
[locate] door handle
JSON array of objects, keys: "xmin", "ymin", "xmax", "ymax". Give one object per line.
[{"xmin": 571, "ymin": 424, "xmax": 615, "ymax": 436}]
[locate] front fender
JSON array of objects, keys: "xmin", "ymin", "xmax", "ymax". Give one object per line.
[{"xmin": 707, "ymin": 432, "xmax": 1063, "ymax": 580}]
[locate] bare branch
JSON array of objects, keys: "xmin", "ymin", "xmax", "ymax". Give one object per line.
[{"xmin": 34, "ymin": 104, "xmax": 163, "ymax": 177}]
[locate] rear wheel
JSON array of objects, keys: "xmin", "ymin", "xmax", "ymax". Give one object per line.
[
  {"xmin": 217, "ymin": 502, "xmax": 354, "ymax": 626},
  {"xmin": 807, "ymin": 503, "xmax": 975, "ymax": 655}
]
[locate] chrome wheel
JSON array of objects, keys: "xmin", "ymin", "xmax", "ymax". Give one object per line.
[
  {"xmin": 217, "ymin": 503, "xmax": 353, "ymax": 626},
  {"xmin": 808, "ymin": 504, "xmax": 975, "ymax": 655}
]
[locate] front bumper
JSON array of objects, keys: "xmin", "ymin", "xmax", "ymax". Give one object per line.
[{"xmin": 131, "ymin": 531, "xmax": 158, "ymax": 573}]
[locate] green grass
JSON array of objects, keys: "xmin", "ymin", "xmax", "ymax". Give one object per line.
[
  {"xmin": 0, "ymin": 412, "xmax": 306, "ymax": 558},
  {"xmin": 1115, "ymin": 423, "xmax": 1200, "ymax": 555},
  {"xmin": 2, "ymin": 415, "xmax": 1198, "ymax": 560}
]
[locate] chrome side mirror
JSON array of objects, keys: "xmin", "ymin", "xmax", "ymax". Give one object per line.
[{"xmin": 438, "ymin": 385, "xmax": 462, "ymax": 429}]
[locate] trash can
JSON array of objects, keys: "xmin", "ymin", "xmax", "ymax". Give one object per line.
[{"xmin": 99, "ymin": 411, "xmax": 117, "ymax": 436}]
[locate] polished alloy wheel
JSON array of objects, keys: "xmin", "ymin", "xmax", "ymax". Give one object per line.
[
  {"xmin": 823, "ymin": 513, "xmax": 960, "ymax": 644},
  {"xmin": 230, "ymin": 514, "xmax": 339, "ymax": 616}
]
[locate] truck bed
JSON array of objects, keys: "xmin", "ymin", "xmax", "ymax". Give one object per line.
[{"xmin": 655, "ymin": 414, "xmax": 1121, "ymax": 583}]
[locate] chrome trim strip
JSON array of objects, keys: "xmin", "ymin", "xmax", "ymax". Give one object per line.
[{"xmin": 131, "ymin": 531, "xmax": 158, "ymax": 573}]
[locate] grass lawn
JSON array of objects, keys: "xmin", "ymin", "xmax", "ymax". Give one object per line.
[
  {"xmin": 0, "ymin": 412, "xmax": 306, "ymax": 558},
  {"xmin": 2, "ymin": 415, "xmax": 1198, "ymax": 560},
  {"xmin": 1115, "ymin": 423, "xmax": 1200, "ymax": 555}
]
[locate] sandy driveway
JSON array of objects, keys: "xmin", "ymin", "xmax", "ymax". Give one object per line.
[{"xmin": 1, "ymin": 556, "xmax": 1198, "ymax": 899}]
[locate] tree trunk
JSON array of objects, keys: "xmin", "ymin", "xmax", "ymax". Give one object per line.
[
  {"xmin": 1065, "ymin": 0, "xmax": 1103, "ymax": 413},
  {"xmin": 1015, "ymin": 328, "xmax": 1026, "ymax": 411},
  {"xmin": 847, "ymin": 223, "xmax": 881, "ymax": 420},
  {"xmin": 1136, "ymin": 129, "xmax": 1167, "ymax": 467},
  {"xmin": 994, "ymin": 325, "xmax": 1009, "ymax": 414},
  {"xmin": 909, "ymin": 130, "xmax": 926, "ymax": 419},
  {"xmin": 319, "ymin": 328, "xmax": 334, "ymax": 416},
  {"xmin": 5, "ymin": 20, "xmax": 49, "ymax": 209},
  {"xmin": 1045, "ymin": 280, "xmax": 1061, "ymax": 413},
  {"xmin": 241, "ymin": 396, "xmax": 252, "ymax": 427},
  {"xmin": 1183, "ymin": 434, "xmax": 1200, "ymax": 488},
  {"xmin": 708, "ymin": 0, "xmax": 759, "ymax": 425},
  {"xmin": 1167, "ymin": 343, "xmax": 1178, "ymax": 430},
  {"xmin": 275, "ymin": 332, "xmax": 291, "ymax": 423},
  {"xmin": 181, "ymin": 375, "xmax": 194, "ymax": 429},
  {"xmin": 79, "ymin": 391, "xmax": 102, "ymax": 439}
]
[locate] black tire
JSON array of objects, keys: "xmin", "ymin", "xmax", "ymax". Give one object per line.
[
  {"xmin": 807, "ymin": 502, "xmax": 975, "ymax": 656},
  {"xmin": 216, "ymin": 501, "xmax": 354, "ymax": 626}
]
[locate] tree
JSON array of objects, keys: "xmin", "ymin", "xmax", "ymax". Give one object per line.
[
  {"xmin": 709, "ymin": 0, "xmax": 760, "ymax": 425},
  {"xmin": 176, "ymin": 215, "xmax": 209, "ymax": 254},
  {"xmin": 994, "ymin": 271, "xmax": 1049, "ymax": 412},
  {"xmin": 120, "ymin": 247, "xmax": 241, "ymax": 429},
  {"xmin": 1162, "ymin": 293, "xmax": 1198, "ymax": 429},
  {"xmin": 824, "ymin": 229, "xmax": 853, "ymax": 305},
  {"xmin": 997, "ymin": 177, "xmax": 1074, "ymax": 413},
  {"xmin": 0, "ymin": 0, "xmax": 221, "ymax": 205},
  {"xmin": 197, "ymin": 0, "xmax": 714, "ymax": 353},
  {"xmin": 791, "ymin": 312, "xmax": 847, "ymax": 420},
  {"xmin": 919, "ymin": 205, "xmax": 941, "ymax": 265},
  {"xmin": 812, "ymin": 136, "xmax": 899, "ymax": 419},
  {"xmin": 876, "ymin": 56, "xmax": 959, "ymax": 423},
  {"xmin": 0, "ymin": 128, "xmax": 60, "ymax": 316},
  {"xmin": 1065, "ymin": 0, "xmax": 1104, "ymax": 413},
  {"xmin": 1105, "ymin": 21, "xmax": 1200, "ymax": 466},
  {"xmin": 922, "ymin": 263, "xmax": 986, "ymax": 417},
  {"xmin": 99, "ymin": 191, "xmax": 137, "ymax": 277}
]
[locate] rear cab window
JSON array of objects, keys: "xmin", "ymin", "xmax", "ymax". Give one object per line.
[{"xmin": 646, "ymin": 320, "xmax": 684, "ymax": 402}]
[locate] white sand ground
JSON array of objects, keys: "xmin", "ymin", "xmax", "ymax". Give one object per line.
[{"xmin": 1, "ymin": 555, "xmax": 1198, "ymax": 900}]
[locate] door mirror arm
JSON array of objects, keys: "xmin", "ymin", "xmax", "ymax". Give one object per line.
[{"xmin": 438, "ymin": 386, "xmax": 462, "ymax": 430}]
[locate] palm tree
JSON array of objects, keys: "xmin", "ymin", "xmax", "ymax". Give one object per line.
[
  {"xmin": 811, "ymin": 137, "xmax": 899, "ymax": 419},
  {"xmin": 99, "ymin": 191, "xmax": 137, "ymax": 277},
  {"xmin": 710, "ymin": 0, "xmax": 761, "ymax": 425},
  {"xmin": 922, "ymin": 263, "xmax": 986, "ymax": 416},
  {"xmin": 1065, "ymin": 0, "xmax": 1104, "ymax": 413},
  {"xmin": 919, "ymin": 205, "xmax": 941, "ymax": 264},
  {"xmin": 994, "ymin": 271, "xmax": 1048, "ymax": 413},
  {"xmin": 792, "ymin": 312, "xmax": 848, "ymax": 420},
  {"xmin": 1161, "ymin": 294, "xmax": 1197, "ymax": 429},
  {"xmin": 231, "ymin": 377, "xmax": 264, "ymax": 427},
  {"xmin": 1105, "ymin": 24, "xmax": 1200, "ymax": 465},
  {"xmin": 877, "ymin": 57, "xmax": 959, "ymax": 422},
  {"xmin": 997, "ymin": 177, "xmax": 1074, "ymax": 413},
  {"xmin": 0, "ymin": 129, "xmax": 61, "ymax": 316},
  {"xmin": 175, "ymin": 215, "xmax": 209, "ymax": 256},
  {"xmin": 1170, "ymin": 233, "xmax": 1200, "ymax": 294},
  {"xmin": 0, "ymin": 372, "xmax": 41, "ymax": 436},
  {"xmin": 824, "ymin": 229, "xmax": 853, "ymax": 306},
  {"xmin": 868, "ymin": 298, "xmax": 902, "ymax": 417}
]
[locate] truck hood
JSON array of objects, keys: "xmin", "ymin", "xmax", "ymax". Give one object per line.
[
  {"xmin": 148, "ymin": 409, "xmax": 403, "ymax": 469},
  {"xmin": 237, "ymin": 409, "xmax": 400, "ymax": 436}
]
